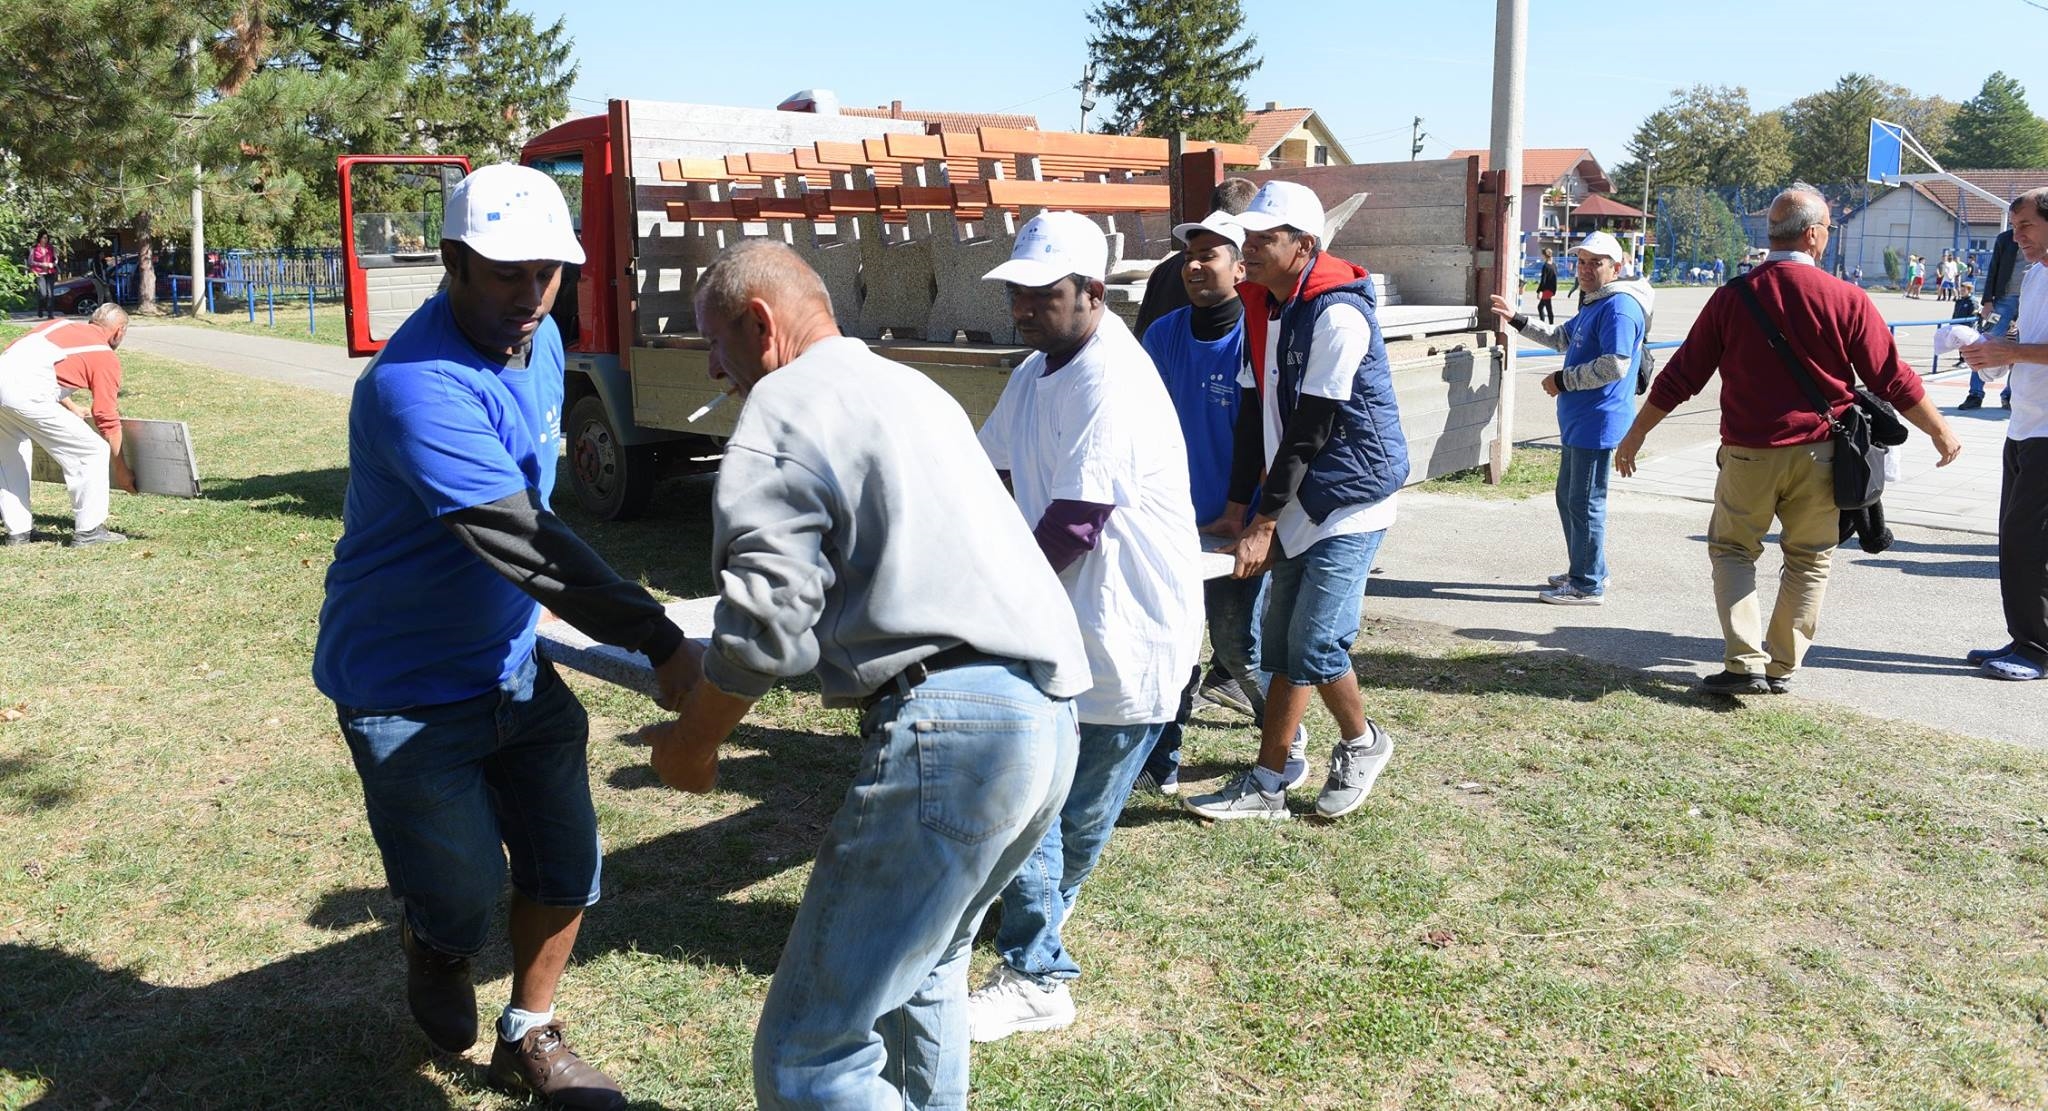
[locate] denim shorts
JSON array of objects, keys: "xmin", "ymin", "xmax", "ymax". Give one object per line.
[
  {"xmin": 335, "ymin": 650, "xmax": 601, "ymax": 956},
  {"xmin": 1262, "ymin": 529, "xmax": 1388, "ymax": 686}
]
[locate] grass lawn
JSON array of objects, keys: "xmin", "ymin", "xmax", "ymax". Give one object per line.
[
  {"xmin": 169, "ymin": 299, "xmax": 348, "ymax": 347},
  {"xmin": 5, "ymin": 344, "xmax": 2048, "ymax": 1109},
  {"xmin": 1425, "ymin": 444, "xmax": 1563, "ymax": 500}
]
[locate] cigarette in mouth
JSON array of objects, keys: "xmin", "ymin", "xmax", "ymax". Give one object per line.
[{"xmin": 687, "ymin": 392, "xmax": 732, "ymax": 423}]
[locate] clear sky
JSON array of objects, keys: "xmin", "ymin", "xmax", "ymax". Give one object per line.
[{"xmin": 521, "ymin": 0, "xmax": 2045, "ymax": 171}]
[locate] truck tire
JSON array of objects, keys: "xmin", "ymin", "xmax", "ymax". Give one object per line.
[{"xmin": 567, "ymin": 393, "xmax": 655, "ymax": 521}]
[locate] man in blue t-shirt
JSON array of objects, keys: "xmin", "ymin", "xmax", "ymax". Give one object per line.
[
  {"xmin": 1134, "ymin": 211, "xmax": 1307, "ymax": 796},
  {"xmin": 313, "ymin": 165, "xmax": 689, "ymax": 1110},
  {"xmin": 1491, "ymin": 230, "xmax": 1653, "ymax": 605}
]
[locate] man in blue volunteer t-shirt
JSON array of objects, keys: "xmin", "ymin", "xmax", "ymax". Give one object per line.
[
  {"xmin": 313, "ymin": 164, "xmax": 691, "ymax": 1110},
  {"xmin": 1134, "ymin": 210, "xmax": 1306, "ymax": 797},
  {"xmin": 1491, "ymin": 230, "xmax": 1654, "ymax": 605}
]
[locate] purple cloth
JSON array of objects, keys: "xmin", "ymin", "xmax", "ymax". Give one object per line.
[{"xmin": 1034, "ymin": 499, "xmax": 1114, "ymax": 573}]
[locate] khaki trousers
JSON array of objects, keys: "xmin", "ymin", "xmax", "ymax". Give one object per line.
[{"xmin": 1707, "ymin": 441, "xmax": 1839, "ymax": 678}]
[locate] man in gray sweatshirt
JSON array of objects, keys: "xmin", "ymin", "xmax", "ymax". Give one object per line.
[{"xmin": 642, "ymin": 239, "xmax": 1090, "ymax": 1110}]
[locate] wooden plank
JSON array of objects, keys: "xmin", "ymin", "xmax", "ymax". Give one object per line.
[
  {"xmin": 876, "ymin": 185, "xmax": 954, "ymax": 210},
  {"xmin": 977, "ymin": 127, "xmax": 1258, "ymax": 169},
  {"xmin": 984, "ymin": 179, "xmax": 1170, "ymax": 211},
  {"xmin": 658, "ymin": 157, "xmax": 734, "ymax": 183},
  {"xmin": 883, "ymin": 132, "xmax": 948, "ymax": 160},
  {"xmin": 825, "ymin": 189, "xmax": 880, "ymax": 213},
  {"xmin": 742, "ymin": 151, "xmax": 802, "ymax": 175}
]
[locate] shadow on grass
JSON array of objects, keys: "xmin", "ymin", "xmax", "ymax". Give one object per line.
[
  {"xmin": 1454, "ymin": 622, "xmax": 1973, "ymax": 681},
  {"xmin": 0, "ymin": 723, "xmax": 851, "ymax": 1108},
  {"xmin": 0, "ymin": 755, "xmax": 78, "ymax": 812},
  {"xmin": 203, "ymin": 467, "xmax": 349, "ymax": 520}
]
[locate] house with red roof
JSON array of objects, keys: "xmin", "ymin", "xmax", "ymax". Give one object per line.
[
  {"xmin": 1446, "ymin": 147, "xmax": 1645, "ymax": 257},
  {"xmin": 1243, "ymin": 102, "xmax": 1352, "ymax": 169}
]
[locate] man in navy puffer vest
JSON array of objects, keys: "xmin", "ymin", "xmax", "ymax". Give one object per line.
[{"xmin": 1185, "ymin": 181, "xmax": 1409, "ymax": 823}]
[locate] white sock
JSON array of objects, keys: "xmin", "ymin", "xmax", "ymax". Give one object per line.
[
  {"xmin": 499, "ymin": 1005, "xmax": 553, "ymax": 1042},
  {"xmin": 1342, "ymin": 724, "xmax": 1377, "ymax": 749}
]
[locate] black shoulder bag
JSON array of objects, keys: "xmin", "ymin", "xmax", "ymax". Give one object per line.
[{"xmin": 1727, "ymin": 274, "xmax": 1906, "ymax": 510}]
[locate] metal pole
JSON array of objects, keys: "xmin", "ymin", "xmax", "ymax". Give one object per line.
[
  {"xmin": 1640, "ymin": 160, "xmax": 1653, "ymax": 275},
  {"xmin": 188, "ymin": 37, "xmax": 205, "ymax": 318},
  {"xmin": 308, "ymin": 280, "xmax": 316, "ymax": 336},
  {"xmin": 1486, "ymin": 0, "xmax": 1527, "ymax": 483}
]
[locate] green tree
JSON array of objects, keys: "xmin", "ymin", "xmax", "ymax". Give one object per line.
[
  {"xmin": 1939, "ymin": 71, "xmax": 2048, "ymax": 168},
  {"xmin": 1780, "ymin": 74, "xmax": 1954, "ymax": 184},
  {"xmin": 1659, "ymin": 186, "xmax": 1748, "ymax": 268},
  {"xmin": 1610, "ymin": 85, "xmax": 1790, "ymax": 200},
  {"xmin": 1085, "ymin": 0, "xmax": 1261, "ymax": 143}
]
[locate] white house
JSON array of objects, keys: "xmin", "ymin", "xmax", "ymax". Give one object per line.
[{"xmin": 1837, "ymin": 169, "xmax": 2048, "ymax": 283}]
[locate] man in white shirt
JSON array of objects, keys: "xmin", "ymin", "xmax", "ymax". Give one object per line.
[
  {"xmin": 1962, "ymin": 187, "xmax": 2048, "ymax": 681},
  {"xmin": 1183, "ymin": 181, "xmax": 1409, "ymax": 822},
  {"xmin": 967, "ymin": 211, "xmax": 1202, "ymax": 1042}
]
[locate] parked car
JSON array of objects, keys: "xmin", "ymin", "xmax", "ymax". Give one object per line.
[
  {"xmin": 45, "ymin": 272, "xmax": 109, "ymax": 315},
  {"xmin": 44, "ymin": 254, "xmax": 182, "ymax": 313}
]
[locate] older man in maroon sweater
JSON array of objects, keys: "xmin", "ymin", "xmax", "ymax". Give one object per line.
[{"xmin": 1617, "ymin": 189, "xmax": 1963, "ymax": 695}]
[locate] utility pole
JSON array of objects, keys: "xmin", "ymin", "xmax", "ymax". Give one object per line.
[
  {"xmin": 1410, "ymin": 117, "xmax": 1426, "ymax": 161},
  {"xmin": 1639, "ymin": 158, "xmax": 1654, "ymax": 276},
  {"xmin": 1077, "ymin": 62, "xmax": 1098, "ymax": 133},
  {"xmin": 188, "ymin": 36, "xmax": 205, "ymax": 317},
  {"xmin": 1486, "ymin": 0, "xmax": 1526, "ymax": 484}
]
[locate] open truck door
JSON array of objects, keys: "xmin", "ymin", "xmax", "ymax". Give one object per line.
[{"xmin": 337, "ymin": 155, "xmax": 472, "ymax": 357}]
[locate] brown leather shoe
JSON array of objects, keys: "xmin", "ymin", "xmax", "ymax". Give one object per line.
[
  {"xmin": 487, "ymin": 1021, "xmax": 626, "ymax": 1110},
  {"xmin": 401, "ymin": 921, "xmax": 476, "ymax": 1053}
]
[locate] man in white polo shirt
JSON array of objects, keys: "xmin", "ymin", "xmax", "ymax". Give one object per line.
[
  {"xmin": 967, "ymin": 211, "xmax": 1202, "ymax": 1041},
  {"xmin": 1962, "ymin": 187, "xmax": 2048, "ymax": 680}
]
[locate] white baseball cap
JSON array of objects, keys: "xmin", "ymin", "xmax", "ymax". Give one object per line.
[
  {"xmin": 442, "ymin": 163, "xmax": 586, "ymax": 265},
  {"xmin": 983, "ymin": 211, "xmax": 1107, "ymax": 286},
  {"xmin": 1171, "ymin": 209, "xmax": 1246, "ymax": 249},
  {"xmin": 1233, "ymin": 181, "xmax": 1325, "ymax": 240},
  {"xmin": 1570, "ymin": 230, "xmax": 1629, "ymax": 264}
]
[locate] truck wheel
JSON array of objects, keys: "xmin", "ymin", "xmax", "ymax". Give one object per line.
[{"xmin": 567, "ymin": 394, "xmax": 655, "ymax": 520}]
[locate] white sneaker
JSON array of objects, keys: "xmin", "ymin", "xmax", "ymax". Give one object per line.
[
  {"xmin": 967, "ymin": 963, "xmax": 1075, "ymax": 1042},
  {"xmin": 1546, "ymin": 572, "xmax": 1570, "ymax": 588}
]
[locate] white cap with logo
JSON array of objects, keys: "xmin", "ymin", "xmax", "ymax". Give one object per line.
[
  {"xmin": 1570, "ymin": 230, "xmax": 1630, "ymax": 264},
  {"xmin": 982, "ymin": 211, "xmax": 1107, "ymax": 286},
  {"xmin": 1171, "ymin": 209, "xmax": 1246, "ymax": 249},
  {"xmin": 1233, "ymin": 180, "xmax": 1326, "ymax": 240},
  {"xmin": 442, "ymin": 163, "xmax": 586, "ymax": 265}
]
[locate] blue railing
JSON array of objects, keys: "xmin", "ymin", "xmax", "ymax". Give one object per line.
[{"xmin": 1517, "ymin": 322, "xmax": 1963, "ymax": 378}]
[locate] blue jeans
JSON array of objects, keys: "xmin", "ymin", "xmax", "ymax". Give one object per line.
[
  {"xmin": 335, "ymin": 651, "xmax": 599, "ymax": 957},
  {"xmin": 995, "ymin": 719, "xmax": 1166, "ymax": 983},
  {"xmin": 755, "ymin": 663, "xmax": 1077, "ymax": 1110},
  {"xmin": 1144, "ymin": 573, "xmax": 1268, "ymax": 781},
  {"xmin": 1556, "ymin": 445, "xmax": 1612, "ymax": 595},
  {"xmin": 1971, "ymin": 295, "xmax": 2019, "ymax": 400},
  {"xmin": 1263, "ymin": 529, "xmax": 1388, "ymax": 686}
]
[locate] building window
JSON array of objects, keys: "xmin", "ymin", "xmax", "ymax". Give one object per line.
[{"xmin": 1314, "ymin": 145, "xmax": 1329, "ymax": 166}]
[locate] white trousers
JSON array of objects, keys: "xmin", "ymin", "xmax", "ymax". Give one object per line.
[{"xmin": 0, "ymin": 398, "xmax": 110, "ymax": 535}]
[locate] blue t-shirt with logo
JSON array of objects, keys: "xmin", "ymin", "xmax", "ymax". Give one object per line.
[
  {"xmin": 1555, "ymin": 291, "xmax": 1647, "ymax": 450},
  {"xmin": 313, "ymin": 292, "xmax": 565, "ymax": 709},
  {"xmin": 1143, "ymin": 306, "xmax": 1244, "ymax": 524}
]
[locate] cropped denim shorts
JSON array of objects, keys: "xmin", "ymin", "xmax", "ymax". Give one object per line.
[
  {"xmin": 335, "ymin": 650, "xmax": 601, "ymax": 956},
  {"xmin": 1262, "ymin": 529, "xmax": 1387, "ymax": 686}
]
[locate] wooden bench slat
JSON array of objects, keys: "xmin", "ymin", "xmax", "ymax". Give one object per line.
[{"xmin": 983, "ymin": 179, "xmax": 1170, "ymax": 211}]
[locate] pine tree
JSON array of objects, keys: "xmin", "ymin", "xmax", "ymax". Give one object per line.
[
  {"xmin": 1086, "ymin": 0, "xmax": 1261, "ymax": 143},
  {"xmin": 1940, "ymin": 72, "xmax": 2048, "ymax": 169}
]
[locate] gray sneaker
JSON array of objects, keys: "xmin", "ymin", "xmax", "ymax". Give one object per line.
[
  {"xmin": 68, "ymin": 526, "xmax": 127, "ymax": 548},
  {"xmin": 1315, "ymin": 723, "xmax": 1394, "ymax": 819},
  {"xmin": 1182, "ymin": 770, "xmax": 1290, "ymax": 821}
]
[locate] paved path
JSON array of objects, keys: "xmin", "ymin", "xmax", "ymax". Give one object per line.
[
  {"xmin": 1370, "ymin": 490, "xmax": 2039, "ymax": 749},
  {"xmin": 120, "ymin": 318, "xmax": 363, "ymax": 398},
  {"xmin": 90, "ymin": 314, "xmax": 2040, "ymax": 750}
]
